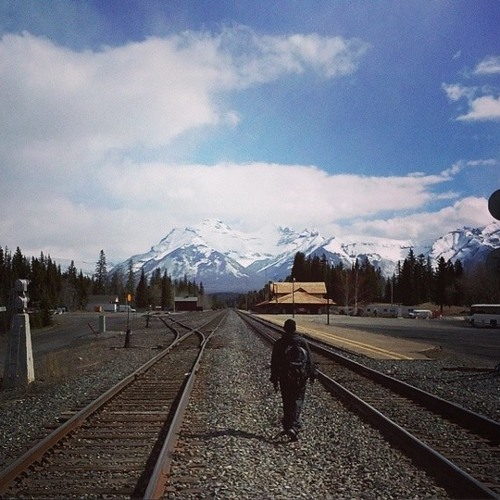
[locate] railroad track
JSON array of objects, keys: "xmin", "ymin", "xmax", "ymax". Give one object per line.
[
  {"xmin": 0, "ymin": 311, "xmax": 227, "ymax": 499},
  {"xmin": 239, "ymin": 312, "xmax": 500, "ymax": 499}
]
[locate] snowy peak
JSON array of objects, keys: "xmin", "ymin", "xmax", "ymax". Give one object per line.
[
  {"xmin": 276, "ymin": 227, "xmax": 324, "ymax": 250},
  {"xmin": 110, "ymin": 220, "xmax": 500, "ymax": 293},
  {"xmin": 429, "ymin": 221, "xmax": 500, "ymax": 265}
]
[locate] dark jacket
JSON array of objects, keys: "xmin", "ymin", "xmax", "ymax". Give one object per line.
[{"xmin": 270, "ymin": 332, "xmax": 316, "ymax": 385}]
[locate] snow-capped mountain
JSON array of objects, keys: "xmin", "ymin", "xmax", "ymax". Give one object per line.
[
  {"xmin": 110, "ymin": 220, "xmax": 275, "ymax": 292},
  {"xmin": 109, "ymin": 219, "xmax": 500, "ymax": 293},
  {"xmin": 428, "ymin": 222, "xmax": 500, "ymax": 268}
]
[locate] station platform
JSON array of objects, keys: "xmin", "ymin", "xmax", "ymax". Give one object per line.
[{"xmin": 256, "ymin": 314, "xmax": 437, "ymax": 360}]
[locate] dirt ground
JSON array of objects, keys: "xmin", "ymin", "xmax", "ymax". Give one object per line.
[{"xmin": 0, "ymin": 314, "xmax": 169, "ymax": 399}]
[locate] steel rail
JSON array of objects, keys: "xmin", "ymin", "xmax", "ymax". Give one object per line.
[
  {"xmin": 308, "ymin": 338, "xmax": 500, "ymax": 440},
  {"xmin": 243, "ymin": 312, "xmax": 500, "ymax": 441},
  {"xmin": 317, "ymin": 370, "xmax": 498, "ymax": 499},
  {"xmin": 0, "ymin": 315, "xmax": 218, "ymax": 494},
  {"xmin": 238, "ymin": 311, "xmax": 499, "ymax": 499},
  {"xmin": 155, "ymin": 315, "xmax": 180, "ymax": 341},
  {"xmin": 143, "ymin": 312, "xmax": 227, "ymax": 499}
]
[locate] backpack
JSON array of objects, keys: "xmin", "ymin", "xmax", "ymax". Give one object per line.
[{"xmin": 283, "ymin": 342, "xmax": 309, "ymax": 384}]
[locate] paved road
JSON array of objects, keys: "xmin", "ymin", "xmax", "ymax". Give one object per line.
[
  {"xmin": 298, "ymin": 314, "xmax": 500, "ymax": 365},
  {"xmin": 0, "ymin": 311, "xmax": 143, "ymax": 373}
]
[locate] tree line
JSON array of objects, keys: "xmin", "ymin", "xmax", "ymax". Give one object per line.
[
  {"xmin": 0, "ymin": 247, "xmax": 203, "ymax": 332},
  {"xmin": 238, "ymin": 249, "xmax": 500, "ymax": 312},
  {"xmin": 0, "ymin": 246, "xmax": 92, "ymax": 330},
  {"xmin": 93, "ymin": 250, "xmax": 203, "ymax": 309},
  {"xmin": 2, "ymin": 244, "xmax": 498, "ymax": 328}
]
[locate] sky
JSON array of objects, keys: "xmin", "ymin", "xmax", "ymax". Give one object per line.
[{"xmin": 1, "ymin": 0, "xmax": 499, "ymax": 266}]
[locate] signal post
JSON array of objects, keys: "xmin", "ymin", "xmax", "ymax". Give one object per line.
[{"xmin": 2, "ymin": 279, "xmax": 35, "ymax": 390}]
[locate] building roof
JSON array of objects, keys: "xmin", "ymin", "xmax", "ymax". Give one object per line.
[
  {"xmin": 175, "ymin": 296, "xmax": 199, "ymax": 302},
  {"xmin": 272, "ymin": 291, "xmax": 329, "ymax": 305},
  {"xmin": 271, "ymin": 282, "xmax": 327, "ymax": 295}
]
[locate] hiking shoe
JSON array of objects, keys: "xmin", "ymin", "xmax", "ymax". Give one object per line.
[{"xmin": 287, "ymin": 429, "xmax": 299, "ymax": 442}]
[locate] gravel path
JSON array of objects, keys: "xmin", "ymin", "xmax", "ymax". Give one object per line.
[{"xmin": 166, "ymin": 312, "xmax": 450, "ymax": 498}]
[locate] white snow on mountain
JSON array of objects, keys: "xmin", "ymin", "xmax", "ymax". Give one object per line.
[
  {"xmin": 105, "ymin": 218, "xmax": 500, "ymax": 293},
  {"xmin": 321, "ymin": 235, "xmax": 415, "ymax": 277},
  {"xmin": 428, "ymin": 221, "xmax": 500, "ymax": 266},
  {"xmin": 151, "ymin": 220, "xmax": 274, "ymax": 268}
]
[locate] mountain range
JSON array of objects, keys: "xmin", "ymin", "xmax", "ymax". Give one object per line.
[{"xmin": 107, "ymin": 219, "xmax": 500, "ymax": 293}]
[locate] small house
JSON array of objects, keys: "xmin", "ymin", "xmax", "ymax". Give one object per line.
[
  {"xmin": 255, "ymin": 281, "xmax": 331, "ymax": 314},
  {"xmin": 174, "ymin": 296, "xmax": 203, "ymax": 312}
]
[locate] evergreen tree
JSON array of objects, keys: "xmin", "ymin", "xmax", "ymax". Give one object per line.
[
  {"xmin": 383, "ymin": 274, "xmax": 397, "ymax": 304},
  {"xmin": 109, "ymin": 269, "xmax": 123, "ymax": 296},
  {"xmin": 398, "ymin": 248, "xmax": 417, "ymax": 305},
  {"xmin": 148, "ymin": 269, "xmax": 162, "ymax": 308},
  {"xmin": 12, "ymin": 246, "xmax": 29, "ymax": 278},
  {"xmin": 76, "ymin": 270, "xmax": 90, "ymax": 309},
  {"xmin": 61, "ymin": 261, "xmax": 78, "ymax": 310},
  {"xmin": 291, "ymin": 252, "xmax": 307, "ymax": 281},
  {"xmin": 310, "ymin": 255, "xmax": 323, "ymax": 282},
  {"xmin": 433, "ymin": 257, "xmax": 451, "ymax": 312},
  {"xmin": 0, "ymin": 246, "xmax": 7, "ymax": 307},
  {"xmin": 161, "ymin": 272, "xmax": 172, "ymax": 310},
  {"xmin": 451, "ymin": 260, "xmax": 465, "ymax": 305},
  {"xmin": 125, "ymin": 260, "xmax": 135, "ymax": 295},
  {"xmin": 93, "ymin": 250, "xmax": 108, "ymax": 294},
  {"xmin": 135, "ymin": 269, "xmax": 149, "ymax": 308}
]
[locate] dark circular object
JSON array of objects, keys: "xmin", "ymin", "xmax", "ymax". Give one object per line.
[{"xmin": 488, "ymin": 189, "xmax": 500, "ymax": 220}]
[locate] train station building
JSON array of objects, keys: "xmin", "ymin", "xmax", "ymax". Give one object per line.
[{"xmin": 255, "ymin": 281, "xmax": 330, "ymax": 314}]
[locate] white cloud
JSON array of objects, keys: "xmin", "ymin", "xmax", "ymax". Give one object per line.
[
  {"xmin": 0, "ymin": 27, "xmax": 373, "ymax": 261},
  {"xmin": 0, "ymin": 28, "xmax": 369, "ymax": 166},
  {"xmin": 442, "ymin": 83, "xmax": 473, "ymax": 102},
  {"xmin": 0, "ymin": 32, "xmax": 227, "ymax": 162},
  {"xmin": 443, "ymin": 55, "xmax": 500, "ymax": 121},
  {"xmin": 95, "ymin": 161, "xmax": 452, "ymax": 224},
  {"xmin": 0, "ymin": 28, "xmax": 493, "ymax": 263},
  {"xmin": 456, "ymin": 95, "xmax": 500, "ymax": 121},
  {"xmin": 443, "ymin": 83, "xmax": 500, "ymax": 122},
  {"xmin": 440, "ymin": 158, "xmax": 499, "ymax": 178},
  {"xmin": 217, "ymin": 26, "xmax": 370, "ymax": 85},
  {"xmin": 2, "ymin": 156, "xmax": 489, "ymax": 262},
  {"xmin": 440, "ymin": 161, "xmax": 463, "ymax": 178},
  {"xmin": 347, "ymin": 197, "xmax": 493, "ymax": 246},
  {"xmin": 474, "ymin": 56, "xmax": 500, "ymax": 75}
]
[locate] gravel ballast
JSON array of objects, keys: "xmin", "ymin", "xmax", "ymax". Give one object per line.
[
  {"xmin": 166, "ymin": 311, "xmax": 451, "ymax": 498},
  {"xmin": 1, "ymin": 310, "xmax": 498, "ymax": 498}
]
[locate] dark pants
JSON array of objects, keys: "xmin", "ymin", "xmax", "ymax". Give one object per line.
[{"xmin": 279, "ymin": 380, "xmax": 307, "ymax": 433}]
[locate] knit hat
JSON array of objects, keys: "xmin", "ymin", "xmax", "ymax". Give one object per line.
[{"xmin": 283, "ymin": 319, "xmax": 296, "ymax": 334}]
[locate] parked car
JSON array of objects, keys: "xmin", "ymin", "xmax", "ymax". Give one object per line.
[{"xmin": 408, "ymin": 309, "xmax": 432, "ymax": 319}]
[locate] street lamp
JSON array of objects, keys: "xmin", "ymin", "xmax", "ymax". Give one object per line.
[
  {"xmin": 125, "ymin": 293, "xmax": 132, "ymax": 348},
  {"xmin": 326, "ymin": 295, "xmax": 330, "ymax": 325}
]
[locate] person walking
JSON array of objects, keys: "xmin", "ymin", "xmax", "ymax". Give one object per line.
[{"xmin": 270, "ymin": 318, "xmax": 316, "ymax": 441}]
